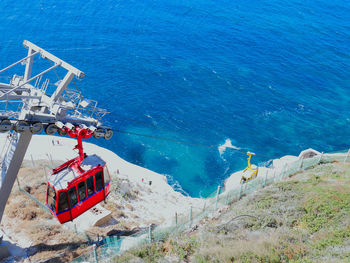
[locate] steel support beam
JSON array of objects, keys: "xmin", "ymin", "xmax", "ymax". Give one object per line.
[
  {"xmin": 24, "ymin": 48, "xmax": 35, "ymax": 81},
  {"xmin": 23, "ymin": 40, "xmax": 85, "ymax": 79},
  {"xmin": 51, "ymin": 71, "xmax": 75, "ymax": 103},
  {"xmin": 0, "ymin": 83, "xmax": 14, "ymax": 89},
  {"xmin": 0, "ymin": 51, "xmax": 39, "ymax": 74},
  {"xmin": 0, "ymin": 63, "xmax": 61, "ymax": 99},
  {"xmin": 0, "ymin": 95, "xmax": 41, "ymax": 100},
  {"xmin": 0, "ymin": 131, "xmax": 32, "ymax": 224}
]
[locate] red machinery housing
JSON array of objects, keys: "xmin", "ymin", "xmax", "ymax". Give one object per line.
[{"xmin": 46, "ymin": 126, "xmax": 111, "ymax": 224}]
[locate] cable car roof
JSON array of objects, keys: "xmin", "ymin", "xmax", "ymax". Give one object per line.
[
  {"xmin": 80, "ymin": 154, "xmax": 106, "ymax": 171},
  {"xmin": 48, "ymin": 154, "xmax": 106, "ymax": 190}
]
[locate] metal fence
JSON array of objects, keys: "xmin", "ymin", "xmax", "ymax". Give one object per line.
[{"xmin": 71, "ymin": 150, "xmax": 349, "ymax": 263}]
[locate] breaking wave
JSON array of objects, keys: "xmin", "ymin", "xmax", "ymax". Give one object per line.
[
  {"xmin": 164, "ymin": 174, "xmax": 190, "ymax": 197},
  {"xmin": 218, "ymin": 139, "xmax": 241, "ymax": 155}
]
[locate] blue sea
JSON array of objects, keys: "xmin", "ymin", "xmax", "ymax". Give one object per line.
[{"xmin": 0, "ymin": 0, "xmax": 349, "ymax": 197}]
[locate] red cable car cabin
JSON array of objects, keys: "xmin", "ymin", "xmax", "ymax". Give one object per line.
[{"xmin": 46, "ymin": 126, "xmax": 111, "ymax": 224}]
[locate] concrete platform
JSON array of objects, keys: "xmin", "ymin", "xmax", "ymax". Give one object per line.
[{"xmin": 65, "ymin": 204, "xmax": 112, "ymax": 232}]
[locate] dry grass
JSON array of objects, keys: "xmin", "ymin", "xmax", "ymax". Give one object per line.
[
  {"xmin": 113, "ymin": 162, "xmax": 350, "ymax": 263},
  {"xmin": 194, "ymin": 227, "xmax": 308, "ymax": 263},
  {"xmin": 2, "ymin": 165, "xmax": 90, "ymax": 262},
  {"xmin": 3, "ymin": 160, "xmax": 164, "ymax": 262}
]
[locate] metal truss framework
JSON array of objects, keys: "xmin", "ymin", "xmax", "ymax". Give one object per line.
[{"xmin": 0, "ymin": 41, "xmax": 113, "ymax": 226}]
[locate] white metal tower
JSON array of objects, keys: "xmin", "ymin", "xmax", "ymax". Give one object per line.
[{"xmin": 0, "ymin": 40, "xmax": 113, "ymax": 225}]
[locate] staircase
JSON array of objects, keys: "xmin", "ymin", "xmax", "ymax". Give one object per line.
[
  {"xmin": 0, "ymin": 131, "xmax": 32, "ymax": 223},
  {"xmin": 0, "ymin": 132, "xmax": 18, "ymax": 189}
]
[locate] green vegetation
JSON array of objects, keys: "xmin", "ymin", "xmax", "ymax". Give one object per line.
[
  {"xmin": 112, "ymin": 162, "xmax": 350, "ymax": 263},
  {"xmin": 113, "ymin": 237, "xmax": 199, "ymax": 263}
]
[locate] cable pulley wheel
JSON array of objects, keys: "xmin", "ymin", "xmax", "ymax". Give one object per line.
[
  {"xmin": 14, "ymin": 120, "xmax": 29, "ymax": 133},
  {"xmin": 30, "ymin": 122, "xmax": 43, "ymax": 134},
  {"xmin": 93, "ymin": 128, "xmax": 104, "ymax": 139},
  {"xmin": 0, "ymin": 119, "xmax": 12, "ymax": 133},
  {"xmin": 104, "ymin": 129, "xmax": 113, "ymax": 140},
  {"xmin": 58, "ymin": 128, "xmax": 67, "ymax": 137},
  {"xmin": 45, "ymin": 123, "xmax": 58, "ymax": 135}
]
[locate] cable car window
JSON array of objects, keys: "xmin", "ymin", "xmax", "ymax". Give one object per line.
[
  {"xmin": 78, "ymin": 181, "xmax": 87, "ymax": 201},
  {"xmin": 68, "ymin": 186, "xmax": 78, "ymax": 207},
  {"xmin": 103, "ymin": 166, "xmax": 110, "ymax": 186},
  {"xmin": 47, "ymin": 185, "xmax": 56, "ymax": 212},
  {"xmin": 87, "ymin": 176, "xmax": 95, "ymax": 197},
  {"xmin": 58, "ymin": 191, "xmax": 69, "ymax": 213},
  {"xmin": 95, "ymin": 171, "xmax": 103, "ymax": 191}
]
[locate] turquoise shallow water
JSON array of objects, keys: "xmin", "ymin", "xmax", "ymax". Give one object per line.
[{"xmin": 0, "ymin": 0, "xmax": 349, "ymax": 197}]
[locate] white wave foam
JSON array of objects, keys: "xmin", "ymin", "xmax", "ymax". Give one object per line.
[
  {"xmin": 218, "ymin": 139, "xmax": 240, "ymax": 154},
  {"xmin": 164, "ymin": 174, "xmax": 189, "ymax": 197},
  {"xmin": 259, "ymin": 159, "xmax": 273, "ymax": 168}
]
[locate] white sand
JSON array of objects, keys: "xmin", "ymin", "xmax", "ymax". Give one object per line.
[
  {"xmin": 2, "ymin": 134, "xmax": 338, "ymax": 227},
  {"xmin": 0, "ymin": 132, "xmax": 346, "ymax": 261},
  {"xmin": 3, "ymin": 134, "xmax": 204, "ymax": 227},
  {"xmin": 0, "ymin": 133, "xmax": 205, "ymax": 259}
]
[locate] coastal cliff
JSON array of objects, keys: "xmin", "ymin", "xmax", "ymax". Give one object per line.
[{"xmin": 0, "ymin": 134, "xmax": 348, "ymax": 262}]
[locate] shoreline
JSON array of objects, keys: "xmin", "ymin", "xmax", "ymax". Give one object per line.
[
  {"xmin": 3, "ymin": 134, "xmax": 348, "ymax": 217},
  {"xmin": 1, "ymin": 134, "xmax": 348, "ymax": 218},
  {"xmin": 0, "ymin": 133, "xmax": 348, "ymax": 262},
  {"xmin": 1, "ymin": 134, "xmax": 205, "ymax": 226}
]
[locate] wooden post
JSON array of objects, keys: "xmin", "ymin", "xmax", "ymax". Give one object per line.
[
  {"xmin": 16, "ymin": 177, "xmax": 20, "ymax": 188},
  {"xmin": 239, "ymin": 183, "xmax": 243, "ymax": 200},
  {"xmin": 175, "ymin": 212, "xmax": 178, "ymax": 226},
  {"xmin": 30, "ymin": 154, "xmax": 35, "ymax": 167},
  {"xmin": 47, "ymin": 153, "xmax": 53, "ymax": 166},
  {"xmin": 215, "ymin": 186, "xmax": 221, "ymax": 211},
  {"xmin": 43, "ymin": 166, "xmax": 48, "ymax": 182},
  {"xmin": 318, "ymin": 152, "xmax": 324, "ymax": 164},
  {"xmin": 299, "ymin": 156, "xmax": 304, "ymax": 171},
  {"xmin": 93, "ymin": 244, "xmax": 98, "ymax": 263},
  {"xmin": 344, "ymin": 149, "xmax": 350, "ymax": 164},
  {"xmin": 148, "ymin": 224, "xmax": 153, "ymax": 244},
  {"xmin": 263, "ymin": 169, "xmax": 268, "ymax": 187},
  {"xmin": 189, "ymin": 206, "xmax": 193, "ymax": 228}
]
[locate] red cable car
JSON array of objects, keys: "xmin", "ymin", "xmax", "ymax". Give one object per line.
[{"xmin": 46, "ymin": 125, "xmax": 111, "ymax": 224}]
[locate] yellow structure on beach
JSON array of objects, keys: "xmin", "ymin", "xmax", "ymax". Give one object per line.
[{"xmin": 240, "ymin": 152, "xmax": 259, "ymax": 183}]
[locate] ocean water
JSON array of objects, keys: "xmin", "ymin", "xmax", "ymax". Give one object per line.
[{"xmin": 0, "ymin": 0, "xmax": 349, "ymax": 197}]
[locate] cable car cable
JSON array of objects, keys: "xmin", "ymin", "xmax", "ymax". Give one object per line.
[
  {"xmin": 108, "ymin": 113, "xmax": 264, "ymax": 156},
  {"xmin": 30, "ymin": 61, "xmax": 269, "ymax": 159},
  {"xmin": 110, "ymin": 113, "xmax": 158, "ymax": 128},
  {"xmin": 115, "ymin": 129, "xmax": 269, "ymax": 157}
]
